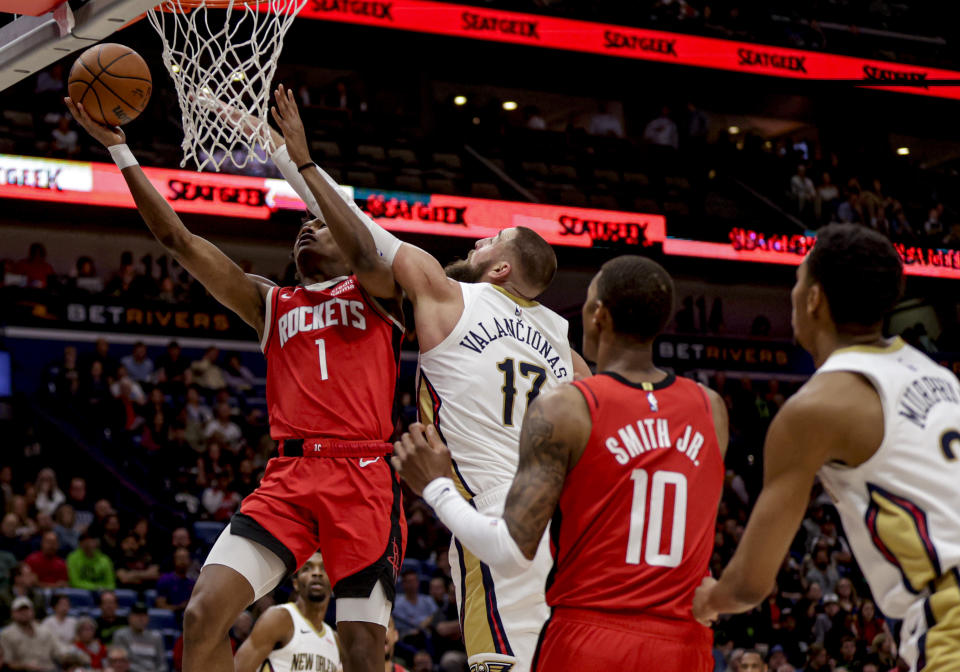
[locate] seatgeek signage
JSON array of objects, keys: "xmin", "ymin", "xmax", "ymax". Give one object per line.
[
  {"xmin": 0, "ymin": 153, "xmax": 664, "ymax": 250},
  {"xmin": 664, "ymin": 227, "xmax": 960, "ymax": 280},
  {"xmin": 296, "ymin": 0, "xmax": 960, "ymax": 101}
]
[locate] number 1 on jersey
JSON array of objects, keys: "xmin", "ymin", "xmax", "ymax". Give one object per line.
[
  {"xmin": 314, "ymin": 338, "xmax": 329, "ymax": 381},
  {"xmin": 626, "ymin": 468, "xmax": 687, "ymax": 568}
]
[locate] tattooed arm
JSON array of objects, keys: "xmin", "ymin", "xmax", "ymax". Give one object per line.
[
  {"xmin": 503, "ymin": 385, "xmax": 591, "ymax": 558},
  {"xmin": 392, "ymin": 385, "xmax": 591, "ymax": 573}
]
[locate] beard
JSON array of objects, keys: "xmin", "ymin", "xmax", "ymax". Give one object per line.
[
  {"xmin": 444, "ymin": 258, "xmax": 490, "ymax": 283},
  {"xmin": 305, "ymin": 589, "xmax": 327, "ymax": 602}
]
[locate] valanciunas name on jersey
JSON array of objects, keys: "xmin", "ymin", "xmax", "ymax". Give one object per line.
[
  {"xmin": 278, "ymin": 298, "xmax": 367, "ymax": 348},
  {"xmin": 457, "ymin": 316, "xmax": 569, "ymax": 378}
]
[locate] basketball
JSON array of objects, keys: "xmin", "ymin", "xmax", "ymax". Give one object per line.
[{"xmin": 67, "ymin": 43, "xmax": 152, "ymax": 127}]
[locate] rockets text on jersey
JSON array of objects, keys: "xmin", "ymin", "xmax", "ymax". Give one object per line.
[
  {"xmin": 262, "ymin": 275, "xmax": 402, "ymax": 441},
  {"xmin": 547, "ymin": 373, "xmax": 723, "ymax": 625}
]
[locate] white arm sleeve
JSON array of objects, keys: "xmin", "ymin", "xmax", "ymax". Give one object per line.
[
  {"xmin": 423, "ymin": 477, "xmax": 533, "ymax": 578},
  {"xmin": 270, "ymin": 144, "xmax": 404, "ymax": 264},
  {"xmin": 272, "ymin": 143, "xmax": 323, "ymax": 220}
]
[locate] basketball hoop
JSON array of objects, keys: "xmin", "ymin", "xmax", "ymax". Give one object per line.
[{"xmin": 148, "ymin": 0, "xmax": 305, "ymax": 172}]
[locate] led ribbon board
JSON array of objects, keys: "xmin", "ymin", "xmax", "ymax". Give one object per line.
[
  {"xmin": 664, "ymin": 228, "xmax": 960, "ymax": 280},
  {"xmin": 0, "ymin": 153, "xmax": 665, "ymax": 249},
  {"xmin": 296, "ymin": 1, "xmax": 960, "ymax": 100}
]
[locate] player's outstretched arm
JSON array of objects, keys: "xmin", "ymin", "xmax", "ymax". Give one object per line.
[
  {"xmin": 503, "ymin": 385, "xmax": 591, "ymax": 558},
  {"xmin": 693, "ymin": 387, "xmax": 836, "ymax": 625},
  {"xmin": 270, "ymin": 87, "xmax": 461, "ymax": 312},
  {"xmin": 65, "ymin": 98, "xmax": 270, "ymax": 336},
  {"xmin": 270, "ymin": 85, "xmax": 397, "ymax": 298},
  {"xmin": 234, "ymin": 607, "xmax": 293, "ymax": 672}
]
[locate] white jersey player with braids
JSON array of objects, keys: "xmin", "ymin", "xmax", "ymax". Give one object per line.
[{"xmin": 266, "ymin": 84, "xmax": 592, "ymax": 672}]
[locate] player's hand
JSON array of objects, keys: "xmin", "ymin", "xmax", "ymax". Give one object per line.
[
  {"xmin": 392, "ymin": 423, "xmax": 453, "ymax": 496},
  {"xmin": 270, "ymin": 83, "xmax": 310, "ymax": 166},
  {"xmin": 64, "ymin": 97, "xmax": 125, "ymax": 147},
  {"xmin": 692, "ymin": 576, "xmax": 719, "ymax": 626},
  {"xmin": 192, "ymin": 91, "xmax": 279, "ymax": 152}
]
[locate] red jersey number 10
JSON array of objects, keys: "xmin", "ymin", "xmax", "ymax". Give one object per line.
[{"xmin": 626, "ymin": 469, "xmax": 687, "ymax": 568}]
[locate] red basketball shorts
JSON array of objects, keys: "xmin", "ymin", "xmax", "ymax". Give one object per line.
[
  {"xmin": 532, "ymin": 608, "xmax": 713, "ymax": 672},
  {"xmin": 231, "ymin": 455, "xmax": 407, "ymax": 600}
]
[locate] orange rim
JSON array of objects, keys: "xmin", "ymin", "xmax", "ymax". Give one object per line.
[{"xmin": 153, "ymin": 0, "xmax": 270, "ymax": 10}]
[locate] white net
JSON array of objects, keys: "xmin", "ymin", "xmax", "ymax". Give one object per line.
[{"xmin": 147, "ymin": 0, "xmax": 305, "ymax": 172}]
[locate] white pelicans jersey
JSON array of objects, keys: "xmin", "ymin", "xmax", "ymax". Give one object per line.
[
  {"xmin": 262, "ymin": 604, "xmax": 340, "ymax": 672},
  {"xmin": 816, "ymin": 338, "xmax": 960, "ymax": 671},
  {"xmin": 417, "ymin": 282, "xmax": 574, "ymax": 498}
]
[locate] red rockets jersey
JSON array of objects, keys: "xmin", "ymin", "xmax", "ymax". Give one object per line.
[
  {"xmin": 261, "ymin": 276, "xmax": 402, "ymax": 441},
  {"xmin": 546, "ymin": 372, "xmax": 723, "ymax": 622}
]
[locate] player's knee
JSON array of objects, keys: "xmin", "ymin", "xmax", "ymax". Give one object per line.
[{"xmin": 183, "ymin": 592, "xmax": 231, "ymax": 644}]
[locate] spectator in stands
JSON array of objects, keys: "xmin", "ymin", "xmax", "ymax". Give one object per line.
[
  {"xmin": 411, "ymin": 651, "xmax": 432, "ymax": 672},
  {"xmin": 522, "ymin": 105, "xmax": 546, "ymax": 131},
  {"xmin": 97, "ymin": 514, "xmax": 123, "ymax": 566},
  {"xmin": 74, "ymin": 616, "xmax": 106, "ymax": 669},
  {"xmin": 114, "ymin": 535, "xmax": 159, "ymax": 590},
  {"xmin": 942, "ymin": 222, "xmax": 960, "ymax": 248},
  {"xmin": 67, "ymin": 531, "xmax": 116, "ymax": 591},
  {"xmin": 105, "ymin": 252, "xmax": 138, "ymax": 298},
  {"xmin": 89, "ymin": 339, "xmax": 119, "ymax": 379},
  {"xmin": 183, "ymin": 386, "xmax": 213, "ymax": 427},
  {"xmin": 155, "ymin": 342, "xmax": 189, "ymax": 394},
  {"xmin": 200, "ymin": 474, "xmax": 240, "ymax": 522},
  {"xmin": 13, "ymin": 243, "xmax": 55, "ymax": 289},
  {"xmin": 25, "ymin": 531, "xmax": 68, "ymax": 588},
  {"xmin": 0, "ymin": 596, "xmax": 61, "ymax": 672},
  {"xmin": 111, "ymin": 366, "xmax": 147, "ymax": 407},
  {"xmin": 587, "ymin": 101, "xmax": 624, "ymax": 138},
  {"xmin": 155, "ymin": 548, "xmax": 195, "ymax": 620},
  {"xmin": 41, "ymin": 593, "xmax": 78, "ymax": 648},
  {"xmin": 1, "ymin": 514, "xmax": 32, "ymax": 560},
  {"xmin": 835, "ymin": 577, "xmax": 859, "ymax": 614},
  {"xmin": 104, "ymin": 646, "xmax": 132, "ymax": 672},
  {"xmin": 50, "ymin": 116, "xmax": 80, "ymax": 158},
  {"xmin": 812, "ymin": 592, "xmax": 843, "ymax": 645},
  {"xmin": 738, "ymin": 650, "xmax": 765, "ymax": 672},
  {"xmin": 889, "ymin": 206, "xmax": 915, "ymax": 240},
  {"xmin": 121, "ymin": 344, "xmax": 155, "ymax": 385},
  {"xmin": 72, "ymin": 256, "xmax": 103, "ymax": 294},
  {"xmin": 190, "ymin": 347, "xmax": 226, "ymax": 391},
  {"xmin": 643, "ymin": 105, "xmax": 679, "ymax": 150},
  {"xmin": 170, "ymin": 474, "xmax": 200, "ymax": 521},
  {"xmin": 203, "ymin": 404, "xmax": 243, "ymax": 452},
  {"xmin": 46, "ymin": 346, "xmax": 81, "ymax": 401},
  {"xmin": 393, "ymin": 569, "xmax": 437, "ymax": 646},
  {"xmin": 222, "ymin": 355, "xmax": 255, "ymax": 393},
  {"xmin": 81, "ymin": 361, "xmax": 114, "ymax": 423},
  {"xmin": 165, "ymin": 528, "xmax": 201, "ymax": 581},
  {"xmin": 835, "ymin": 188, "xmax": 862, "ymax": 224},
  {"xmin": 836, "ymin": 634, "xmax": 863, "ymax": 670},
  {"xmin": 113, "ymin": 603, "xmax": 168, "ymax": 672},
  {"xmin": 924, "ymin": 205, "xmax": 945, "ymax": 244},
  {"xmin": 231, "ymin": 460, "xmax": 257, "ymax": 499},
  {"xmin": 815, "ymin": 172, "xmax": 839, "ymax": 224},
  {"xmin": 96, "ymin": 592, "xmax": 127, "ymax": 646},
  {"xmin": 853, "ymin": 599, "xmax": 884, "ymax": 644},
  {"xmin": 383, "ymin": 616, "xmax": 410, "ymax": 672},
  {"xmin": 0, "ymin": 564, "xmax": 47, "ymax": 624},
  {"xmin": 789, "ymin": 164, "xmax": 816, "ymax": 220},
  {"xmin": 427, "ymin": 577, "xmax": 463, "ymax": 664}
]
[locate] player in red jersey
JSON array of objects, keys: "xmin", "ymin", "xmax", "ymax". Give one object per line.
[
  {"xmin": 392, "ymin": 255, "xmax": 729, "ymax": 671},
  {"xmin": 66, "ymin": 98, "xmax": 406, "ymax": 672}
]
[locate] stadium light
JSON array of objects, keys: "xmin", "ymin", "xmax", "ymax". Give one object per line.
[
  {"xmin": 453, "ymin": 95, "xmax": 468, "ymax": 106},
  {"xmin": 502, "ymin": 101, "xmax": 518, "ymax": 111},
  {"xmin": 897, "ymin": 147, "xmax": 910, "ymax": 156},
  {"xmin": 472, "ymin": 117, "xmax": 481, "ymax": 125},
  {"xmin": 728, "ymin": 125, "xmax": 740, "ymax": 134}
]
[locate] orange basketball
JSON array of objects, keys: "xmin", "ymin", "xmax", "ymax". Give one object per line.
[{"xmin": 68, "ymin": 43, "xmax": 152, "ymax": 127}]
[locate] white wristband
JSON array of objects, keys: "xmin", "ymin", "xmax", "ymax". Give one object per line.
[{"xmin": 108, "ymin": 144, "xmax": 138, "ymax": 170}]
